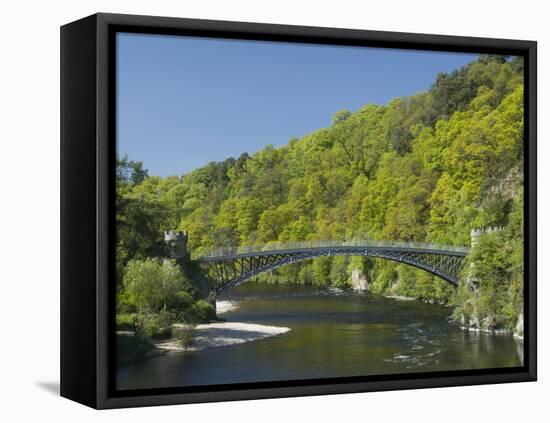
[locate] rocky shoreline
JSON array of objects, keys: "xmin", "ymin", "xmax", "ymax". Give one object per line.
[{"xmin": 458, "ymin": 311, "xmax": 524, "ymax": 339}]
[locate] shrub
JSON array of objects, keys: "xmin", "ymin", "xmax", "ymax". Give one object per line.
[
  {"xmin": 116, "ymin": 312, "xmax": 137, "ymax": 330},
  {"xmin": 136, "ymin": 310, "xmax": 175, "ymax": 339},
  {"xmin": 171, "ymin": 324, "xmax": 196, "ymax": 348},
  {"xmin": 167, "ymin": 290, "xmax": 194, "ymax": 312},
  {"xmin": 191, "ymin": 300, "xmax": 216, "ymax": 323}
]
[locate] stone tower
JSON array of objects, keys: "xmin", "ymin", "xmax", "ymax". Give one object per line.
[
  {"xmin": 164, "ymin": 230, "xmax": 189, "ymax": 260},
  {"xmin": 163, "ymin": 230, "xmax": 210, "ymax": 299},
  {"xmin": 470, "ymin": 228, "xmax": 482, "ymax": 248},
  {"xmin": 470, "ymin": 226, "xmax": 504, "ymax": 248}
]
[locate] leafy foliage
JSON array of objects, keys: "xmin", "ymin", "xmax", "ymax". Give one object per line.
[{"xmin": 117, "ymin": 258, "xmax": 214, "ymax": 339}]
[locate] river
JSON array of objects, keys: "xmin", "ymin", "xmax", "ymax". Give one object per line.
[{"xmin": 116, "ymin": 282, "xmax": 523, "ymax": 390}]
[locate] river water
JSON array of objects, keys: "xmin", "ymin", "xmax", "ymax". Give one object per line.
[{"xmin": 116, "ymin": 283, "xmax": 523, "ymax": 391}]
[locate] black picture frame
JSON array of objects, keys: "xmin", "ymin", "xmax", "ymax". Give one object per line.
[{"xmin": 60, "ymin": 12, "xmax": 537, "ymax": 409}]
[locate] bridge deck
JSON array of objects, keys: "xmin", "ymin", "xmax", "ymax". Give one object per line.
[{"xmin": 196, "ymin": 240, "xmax": 469, "ymax": 262}]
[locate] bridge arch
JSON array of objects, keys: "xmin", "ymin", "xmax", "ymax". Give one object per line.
[{"xmin": 195, "ymin": 242, "xmax": 468, "ymax": 294}]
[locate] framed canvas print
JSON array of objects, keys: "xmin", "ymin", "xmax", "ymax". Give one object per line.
[{"xmin": 60, "ymin": 13, "xmax": 537, "ymax": 409}]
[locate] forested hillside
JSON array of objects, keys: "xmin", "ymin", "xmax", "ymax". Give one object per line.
[{"xmin": 117, "ymin": 55, "xmax": 524, "ymax": 335}]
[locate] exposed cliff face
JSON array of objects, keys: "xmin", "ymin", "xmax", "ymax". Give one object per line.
[
  {"xmin": 514, "ymin": 312, "xmax": 524, "ymax": 339},
  {"xmin": 456, "ymin": 301, "xmax": 522, "ymax": 336},
  {"xmin": 351, "ymin": 269, "xmax": 368, "ymax": 291},
  {"xmin": 486, "ymin": 166, "xmax": 522, "ymax": 201}
]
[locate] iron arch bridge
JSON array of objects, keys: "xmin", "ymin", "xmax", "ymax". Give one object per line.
[{"xmin": 195, "ymin": 240, "xmax": 469, "ymax": 294}]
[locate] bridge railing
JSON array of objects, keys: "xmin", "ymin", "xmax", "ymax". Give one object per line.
[{"xmin": 194, "ymin": 239, "xmax": 469, "ymax": 259}]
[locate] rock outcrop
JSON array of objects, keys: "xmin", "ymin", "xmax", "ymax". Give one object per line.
[{"xmin": 351, "ymin": 268, "xmax": 368, "ymax": 291}]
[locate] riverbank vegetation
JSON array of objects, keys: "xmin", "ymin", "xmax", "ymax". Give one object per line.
[
  {"xmin": 116, "ymin": 161, "xmax": 217, "ymax": 361},
  {"xmin": 116, "ymin": 55, "xmax": 524, "ymax": 339}
]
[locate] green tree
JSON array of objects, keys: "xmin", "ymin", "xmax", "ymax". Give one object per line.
[
  {"xmin": 332, "ymin": 109, "xmax": 352, "ymax": 125},
  {"xmin": 123, "ymin": 259, "xmax": 191, "ymax": 312}
]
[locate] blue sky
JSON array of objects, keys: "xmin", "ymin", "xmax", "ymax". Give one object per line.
[{"xmin": 117, "ymin": 33, "xmax": 477, "ymax": 177}]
